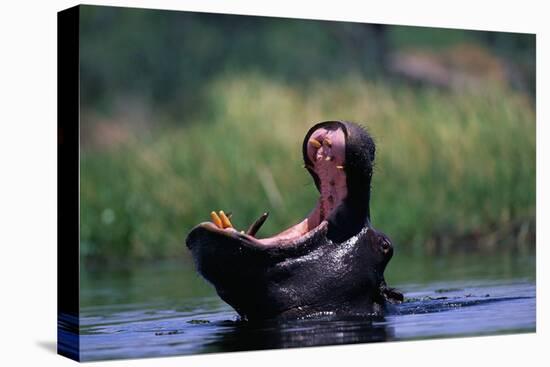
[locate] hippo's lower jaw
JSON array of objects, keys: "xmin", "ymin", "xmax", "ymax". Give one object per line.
[{"xmin": 186, "ymin": 121, "xmax": 402, "ymax": 321}]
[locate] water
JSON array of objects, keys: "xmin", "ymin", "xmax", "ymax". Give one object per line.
[{"xmin": 78, "ymin": 251, "xmax": 535, "ymax": 361}]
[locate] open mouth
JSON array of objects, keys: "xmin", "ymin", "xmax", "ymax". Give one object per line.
[{"xmin": 200, "ymin": 122, "xmax": 349, "ymax": 247}]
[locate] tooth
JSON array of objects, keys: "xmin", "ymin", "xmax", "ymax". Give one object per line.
[
  {"xmin": 336, "ymin": 165, "xmax": 344, "ymax": 170},
  {"xmin": 246, "ymin": 212, "xmax": 269, "ymax": 237},
  {"xmin": 219, "ymin": 210, "xmax": 233, "ymax": 228},
  {"xmin": 310, "ymin": 138, "xmax": 322, "ymax": 148},
  {"xmin": 210, "ymin": 211, "xmax": 223, "ymax": 228},
  {"xmin": 325, "ymin": 156, "xmax": 333, "ymax": 161},
  {"xmin": 323, "ymin": 138, "xmax": 332, "ymax": 147}
]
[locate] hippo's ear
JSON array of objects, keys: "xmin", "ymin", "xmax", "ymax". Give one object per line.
[
  {"xmin": 369, "ymin": 139, "xmax": 375, "ymax": 163},
  {"xmin": 380, "ymin": 281, "xmax": 404, "ymax": 304}
]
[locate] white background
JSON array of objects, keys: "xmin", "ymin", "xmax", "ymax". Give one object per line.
[{"xmin": 0, "ymin": 0, "xmax": 547, "ymax": 366}]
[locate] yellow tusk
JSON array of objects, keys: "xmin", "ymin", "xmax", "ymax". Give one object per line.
[
  {"xmin": 336, "ymin": 165, "xmax": 344, "ymax": 170},
  {"xmin": 309, "ymin": 138, "xmax": 322, "ymax": 148},
  {"xmin": 219, "ymin": 210, "xmax": 233, "ymax": 229},
  {"xmin": 210, "ymin": 211, "xmax": 223, "ymax": 228}
]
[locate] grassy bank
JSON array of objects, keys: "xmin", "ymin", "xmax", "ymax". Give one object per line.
[{"xmin": 80, "ymin": 74, "xmax": 535, "ymax": 266}]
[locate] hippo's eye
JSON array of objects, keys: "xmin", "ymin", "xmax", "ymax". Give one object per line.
[{"xmin": 381, "ymin": 239, "xmax": 391, "ymax": 253}]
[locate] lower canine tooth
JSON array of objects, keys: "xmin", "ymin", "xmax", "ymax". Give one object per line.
[
  {"xmin": 210, "ymin": 211, "xmax": 223, "ymax": 228},
  {"xmin": 325, "ymin": 156, "xmax": 333, "ymax": 161},
  {"xmin": 336, "ymin": 165, "xmax": 344, "ymax": 170},
  {"xmin": 246, "ymin": 212, "xmax": 269, "ymax": 237}
]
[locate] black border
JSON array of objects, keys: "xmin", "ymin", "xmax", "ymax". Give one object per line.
[{"xmin": 57, "ymin": 5, "xmax": 80, "ymax": 362}]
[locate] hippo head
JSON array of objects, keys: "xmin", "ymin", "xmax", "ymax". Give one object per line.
[{"xmin": 186, "ymin": 121, "xmax": 402, "ymax": 321}]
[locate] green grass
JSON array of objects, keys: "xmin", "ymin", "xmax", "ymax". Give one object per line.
[{"xmin": 80, "ymin": 74, "xmax": 535, "ymax": 267}]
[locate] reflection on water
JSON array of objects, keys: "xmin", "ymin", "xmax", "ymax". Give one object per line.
[
  {"xmin": 77, "ymin": 252, "xmax": 535, "ymax": 361},
  {"xmin": 208, "ymin": 316, "xmax": 391, "ymax": 352}
]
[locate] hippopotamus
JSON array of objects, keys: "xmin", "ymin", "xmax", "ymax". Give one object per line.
[{"xmin": 186, "ymin": 121, "xmax": 402, "ymax": 321}]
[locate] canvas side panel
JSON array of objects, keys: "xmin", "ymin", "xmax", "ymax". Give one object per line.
[{"xmin": 57, "ymin": 5, "xmax": 80, "ymax": 362}]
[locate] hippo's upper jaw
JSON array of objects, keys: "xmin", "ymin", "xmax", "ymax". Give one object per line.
[{"xmin": 186, "ymin": 121, "xmax": 402, "ymax": 321}]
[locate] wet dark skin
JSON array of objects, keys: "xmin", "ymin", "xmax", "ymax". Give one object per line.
[{"xmin": 186, "ymin": 121, "xmax": 402, "ymax": 321}]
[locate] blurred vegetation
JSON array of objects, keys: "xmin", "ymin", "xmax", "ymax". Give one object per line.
[
  {"xmin": 79, "ymin": 6, "xmax": 535, "ymax": 122},
  {"xmin": 79, "ymin": 5, "xmax": 535, "ymax": 269}
]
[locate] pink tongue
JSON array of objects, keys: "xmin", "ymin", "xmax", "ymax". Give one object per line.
[{"xmin": 307, "ymin": 127, "xmax": 347, "ymax": 221}]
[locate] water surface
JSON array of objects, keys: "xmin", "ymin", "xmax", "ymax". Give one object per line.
[{"xmin": 78, "ymin": 251, "xmax": 535, "ymax": 361}]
